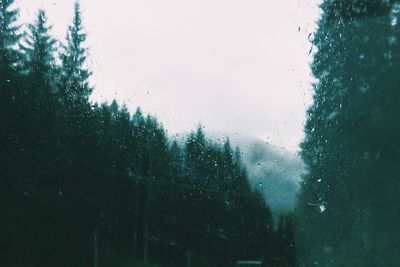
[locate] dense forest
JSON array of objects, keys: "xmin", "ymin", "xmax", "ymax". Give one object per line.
[
  {"xmin": 3, "ymin": 0, "xmax": 400, "ymax": 266},
  {"xmin": 0, "ymin": 1, "xmax": 296, "ymax": 266},
  {"xmin": 295, "ymin": 0, "xmax": 400, "ymax": 266}
]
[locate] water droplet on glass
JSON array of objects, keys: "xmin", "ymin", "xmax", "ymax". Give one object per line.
[
  {"xmin": 318, "ymin": 204, "xmax": 326, "ymax": 213},
  {"xmin": 391, "ymin": 17, "xmax": 398, "ymax": 26},
  {"xmin": 40, "ymin": 12, "xmax": 47, "ymax": 22}
]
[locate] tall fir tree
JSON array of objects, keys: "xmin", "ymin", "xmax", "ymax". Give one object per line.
[
  {"xmin": 56, "ymin": 2, "xmax": 95, "ymax": 190},
  {"xmin": 0, "ymin": 0, "xmax": 21, "ymax": 76},
  {"xmin": 0, "ymin": 0, "xmax": 23, "ymax": 247},
  {"xmin": 59, "ymin": 1, "xmax": 92, "ymax": 106},
  {"xmin": 0, "ymin": 0, "xmax": 22, "ymax": 160},
  {"xmin": 22, "ymin": 9, "xmax": 56, "ymax": 91},
  {"xmin": 295, "ymin": 1, "xmax": 400, "ymax": 266},
  {"xmin": 185, "ymin": 126, "xmax": 207, "ymax": 178},
  {"xmin": 0, "ymin": 0, "xmax": 22, "ymax": 132},
  {"xmin": 19, "ymin": 9, "xmax": 59, "ymax": 204},
  {"xmin": 20, "ymin": 9, "xmax": 58, "ymax": 145}
]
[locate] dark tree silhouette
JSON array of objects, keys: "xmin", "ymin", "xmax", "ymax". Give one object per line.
[
  {"xmin": 295, "ymin": 0, "xmax": 400, "ymax": 266},
  {"xmin": 59, "ymin": 1, "xmax": 92, "ymax": 106}
]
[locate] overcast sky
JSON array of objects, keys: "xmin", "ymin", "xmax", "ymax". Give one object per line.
[{"xmin": 16, "ymin": 0, "xmax": 322, "ymax": 151}]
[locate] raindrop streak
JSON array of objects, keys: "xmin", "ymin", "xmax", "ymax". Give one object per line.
[{"xmin": 307, "ymin": 202, "xmax": 327, "ymax": 213}]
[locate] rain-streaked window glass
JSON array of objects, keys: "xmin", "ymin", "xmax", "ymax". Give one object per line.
[{"xmin": 1, "ymin": 0, "xmax": 398, "ymax": 266}]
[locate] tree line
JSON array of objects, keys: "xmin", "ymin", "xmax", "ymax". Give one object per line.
[{"xmin": 0, "ymin": 1, "xmax": 296, "ymax": 266}]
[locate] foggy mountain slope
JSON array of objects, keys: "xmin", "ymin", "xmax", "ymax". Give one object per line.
[
  {"xmin": 235, "ymin": 136, "xmax": 304, "ymax": 216},
  {"xmin": 173, "ymin": 131, "xmax": 305, "ymax": 217}
]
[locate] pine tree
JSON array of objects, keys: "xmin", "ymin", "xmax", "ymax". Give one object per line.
[
  {"xmin": 18, "ymin": 9, "xmax": 59, "ymax": 205},
  {"xmin": 20, "ymin": 9, "xmax": 58, "ymax": 151},
  {"xmin": 295, "ymin": 1, "xmax": 400, "ymax": 266},
  {"xmin": 0, "ymin": 0, "xmax": 22, "ymax": 138},
  {"xmin": 22, "ymin": 9, "xmax": 56, "ymax": 91},
  {"xmin": 0, "ymin": 0, "xmax": 21, "ymax": 75},
  {"xmin": 185, "ymin": 126, "xmax": 207, "ymax": 177},
  {"xmin": 0, "ymin": 0, "xmax": 22, "ymax": 153},
  {"xmin": 59, "ymin": 1, "xmax": 92, "ymax": 106},
  {"xmin": 169, "ymin": 140, "xmax": 183, "ymax": 177},
  {"xmin": 0, "ymin": 1, "xmax": 24, "ymax": 257}
]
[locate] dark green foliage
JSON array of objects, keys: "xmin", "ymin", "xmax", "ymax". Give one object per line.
[
  {"xmin": 0, "ymin": 0, "xmax": 22, "ymax": 145},
  {"xmin": 163, "ymin": 128, "xmax": 276, "ymax": 266},
  {"xmin": 324, "ymin": 0, "xmax": 394, "ymax": 20},
  {"xmin": 59, "ymin": 1, "xmax": 92, "ymax": 106},
  {"xmin": 295, "ymin": 0, "xmax": 400, "ymax": 266},
  {"xmin": 22, "ymin": 9, "xmax": 56, "ymax": 88},
  {"xmin": 0, "ymin": 0, "xmax": 21, "ymax": 164},
  {"xmin": 276, "ymin": 215, "xmax": 297, "ymax": 266},
  {"xmin": 0, "ymin": 0, "xmax": 21, "ymax": 73}
]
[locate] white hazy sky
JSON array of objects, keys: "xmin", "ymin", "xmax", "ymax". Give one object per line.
[{"xmin": 16, "ymin": 0, "xmax": 322, "ymax": 151}]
